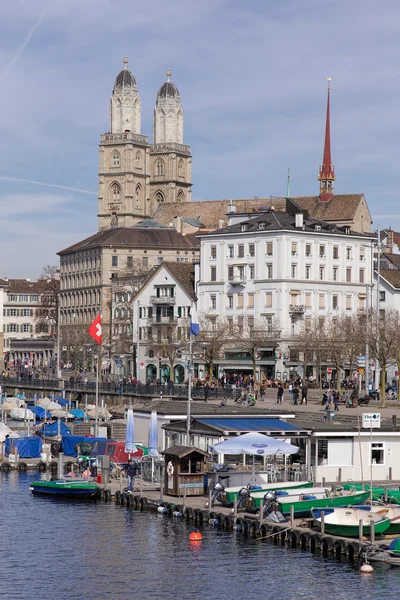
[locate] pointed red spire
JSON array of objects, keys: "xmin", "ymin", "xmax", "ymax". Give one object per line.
[{"xmin": 318, "ymin": 78, "xmax": 335, "ymax": 202}]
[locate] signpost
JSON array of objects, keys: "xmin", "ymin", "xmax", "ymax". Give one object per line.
[{"xmin": 362, "ymin": 413, "xmax": 381, "ymax": 505}]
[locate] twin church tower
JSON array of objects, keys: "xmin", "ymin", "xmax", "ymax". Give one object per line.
[{"xmin": 98, "ymin": 58, "xmax": 192, "ymax": 230}]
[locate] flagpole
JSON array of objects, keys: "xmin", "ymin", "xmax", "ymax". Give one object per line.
[
  {"xmin": 187, "ymin": 329, "xmax": 192, "ymax": 445},
  {"xmin": 95, "ymin": 354, "xmax": 99, "ymax": 438}
]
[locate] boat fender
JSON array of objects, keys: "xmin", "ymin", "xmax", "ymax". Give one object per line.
[
  {"xmin": 18, "ymin": 463, "xmax": 27, "ymax": 472},
  {"xmin": 209, "ymin": 519, "xmax": 219, "ymax": 527},
  {"xmin": 360, "ymin": 563, "xmax": 374, "ymax": 573},
  {"xmin": 125, "ymin": 494, "xmax": 133, "ymax": 507},
  {"xmin": 132, "ymin": 496, "xmax": 139, "ymax": 509},
  {"xmin": 172, "ymin": 511, "xmax": 182, "ymax": 518},
  {"xmin": 167, "ymin": 461, "xmax": 174, "ymax": 477},
  {"xmin": 1, "ymin": 462, "xmax": 11, "ymax": 472},
  {"xmin": 157, "ymin": 506, "xmax": 167, "ymax": 514},
  {"xmin": 37, "ymin": 462, "xmax": 47, "ymax": 472}
]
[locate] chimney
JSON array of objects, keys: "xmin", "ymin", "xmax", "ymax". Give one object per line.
[
  {"xmin": 227, "ymin": 200, "xmax": 237, "ymax": 214},
  {"xmin": 218, "ymin": 219, "xmax": 224, "ymax": 229},
  {"xmin": 388, "ymin": 228, "xmax": 394, "ymax": 246},
  {"xmin": 295, "ymin": 213, "xmax": 304, "ymax": 229},
  {"xmin": 174, "ymin": 216, "xmax": 183, "ymax": 233}
]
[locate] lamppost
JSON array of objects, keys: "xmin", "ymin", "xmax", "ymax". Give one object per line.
[{"xmin": 85, "ymin": 342, "xmax": 111, "ymax": 437}]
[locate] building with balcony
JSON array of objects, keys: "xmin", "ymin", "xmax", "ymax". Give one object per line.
[
  {"xmin": 130, "ymin": 262, "xmax": 196, "ymax": 383},
  {"xmin": 196, "ymin": 203, "xmax": 375, "ymax": 380}
]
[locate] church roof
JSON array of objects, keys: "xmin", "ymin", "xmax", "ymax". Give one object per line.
[
  {"xmin": 153, "ymin": 195, "xmax": 370, "ymax": 232},
  {"xmin": 158, "ymin": 81, "xmax": 179, "ymax": 99},
  {"xmin": 58, "ymin": 227, "xmax": 200, "ymax": 256},
  {"xmin": 114, "ymin": 68, "xmax": 136, "ymax": 89}
]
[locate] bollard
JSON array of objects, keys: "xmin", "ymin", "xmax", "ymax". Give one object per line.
[
  {"xmin": 321, "ymin": 511, "xmax": 325, "ymax": 536},
  {"xmin": 183, "ymin": 486, "xmax": 187, "ymax": 512},
  {"xmin": 233, "ymin": 495, "xmax": 238, "ymax": 518},
  {"xmin": 57, "ymin": 452, "xmax": 64, "ymax": 480},
  {"xmin": 259, "ymin": 502, "xmax": 264, "ymax": 525},
  {"xmin": 322, "ymin": 477, "xmax": 326, "ymax": 487},
  {"xmin": 338, "ymin": 468, "xmax": 342, "ymax": 483},
  {"xmin": 290, "ymin": 505, "xmax": 294, "ymax": 528},
  {"xmin": 389, "ymin": 467, "xmax": 392, "ymax": 481},
  {"xmin": 384, "ymin": 486, "xmax": 388, "ymax": 503},
  {"xmin": 370, "ymin": 520, "xmax": 375, "ymax": 545},
  {"xmin": 359, "ymin": 519, "xmax": 363, "ymax": 545},
  {"xmin": 208, "ymin": 485, "xmax": 212, "ymax": 508}
]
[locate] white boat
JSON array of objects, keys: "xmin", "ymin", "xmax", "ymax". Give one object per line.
[
  {"xmin": 50, "ymin": 408, "xmax": 74, "ymax": 419},
  {"xmin": 0, "ymin": 422, "xmax": 20, "ymax": 442},
  {"xmin": 87, "ymin": 407, "xmax": 111, "ymax": 421},
  {"xmin": 10, "ymin": 408, "xmax": 35, "ymax": 421},
  {"xmin": 3, "ymin": 398, "xmax": 26, "ymax": 410},
  {"xmin": 40, "ymin": 401, "xmax": 62, "ymax": 411}
]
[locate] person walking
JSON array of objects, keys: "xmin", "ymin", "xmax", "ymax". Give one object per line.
[
  {"xmin": 301, "ymin": 383, "xmax": 308, "ymax": 405},
  {"xmin": 204, "ymin": 383, "xmax": 210, "ymax": 402},
  {"xmin": 125, "ymin": 458, "xmax": 138, "ymax": 493},
  {"xmin": 292, "ymin": 385, "xmax": 299, "ymax": 406},
  {"xmin": 277, "ymin": 382, "xmax": 284, "ymax": 404},
  {"xmin": 260, "ymin": 384, "xmax": 265, "ymax": 402}
]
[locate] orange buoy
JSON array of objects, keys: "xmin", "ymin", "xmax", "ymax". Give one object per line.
[{"xmin": 189, "ymin": 530, "xmax": 203, "ymax": 541}]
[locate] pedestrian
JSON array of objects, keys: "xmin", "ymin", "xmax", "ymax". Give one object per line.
[
  {"xmin": 292, "ymin": 385, "xmax": 299, "ymax": 406},
  {"xmin": 204, "ymin": 382, "xmax": 210, "ymax": 402},
  {"xmin": 125, "ymin": 458, "xmax": 138, "ymax": 493},
  {"xmin": 301, "ymin": 383, "xmax": 308, "ymax": 405},
  {"xmin": 277, "ymin": 382, "xmax": 284, "ymax": 404},
  {"xmin": 260, "ymin": 384, "xmax": 265, "ymax": 402}
]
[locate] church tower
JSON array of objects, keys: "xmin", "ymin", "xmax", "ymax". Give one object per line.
[
  {"xmin": 150, "ymin": 70, "xmax": 192, "ymax": 213},
  {"xmin": 318, "ymin": 78, "xmax": 335, "ymax": 202},
  {"xmin": 98, "ymin": 58, "xmax": 151, "ymax": 230}
]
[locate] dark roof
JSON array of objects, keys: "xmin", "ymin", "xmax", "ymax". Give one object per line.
[
  {"xmin": 114, "ymin": 68, "xmax": 136, "ymax": 89},
  {"xmin": 58, "ymin": 227, "xmax": 200, "ymax": 256},
  {"xmin": 0, "ymin": 278, "xmax": 8, "ymax": 287},
  {"xmin": 153, "ymin": 195, "xmax": 369, "ymax": 231},
  {"xmin": 5, "ymin": 279, "xmax": 59, "ymax": 293},
  {"xmin": 182, "ymin": 217, "xmax": 204, "ymax": 228},
  {"xmin": 135, "ymin": 218, "xmax": 169, "ymax": 228},
  {"xmin": 134, "ymin": 261, "xmax": 195, "ymax": 302},
  {"xmin": 158, "ymin": 81, "xmax": 179, "ymax": 99},
  {"xmin": 379, "ymin": 269, "xmax": 400, "ymax": 289},
  {"xmin": 381, "ymin": 253, "xmax": 400, "ymax": 268},
  {"xmin": 199, "ymin": 211, "xmax": 374, "ymax": 239},
  {"xmin": 163, "ymin": 417, "xmax": 308, "ymax": 436},
  {"xmin": 160, "ymin": 445, "xmax": 209, "ymax": 458}
]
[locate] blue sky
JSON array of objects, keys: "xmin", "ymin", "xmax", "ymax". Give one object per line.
[{"xmin": 1, "ymin": 0, "xmax": 400, "ymax": 277}]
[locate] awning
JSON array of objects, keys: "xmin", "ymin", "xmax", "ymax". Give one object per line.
[{"xmin": 197, "ymin": 417, "xmax": 307, "ymax": 435}]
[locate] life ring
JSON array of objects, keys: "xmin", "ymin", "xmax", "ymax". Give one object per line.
[{"xmin": 167, "ymin": 461, "xmax": 174, "ymax": 477}]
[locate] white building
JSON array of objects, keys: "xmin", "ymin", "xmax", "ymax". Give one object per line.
[
  {"xmin": 196, "ymin": 204, "xmax": 375, "ymax": 380},
  {"xmin": 131, "ymin": 262, "xmax": 195, "ymax": 383}
]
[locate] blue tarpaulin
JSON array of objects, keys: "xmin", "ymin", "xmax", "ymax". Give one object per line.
[
  {"xmin": 5, "ymin": 437, "xmax": 42, "ymax": 458},
  {"xmin": 39, "ymin": 421, "xmax": 71, "ymax": 437},
  {"xmin": 69, "ymin": 409, "xmax": 85, "ymax": 420},
  {"xmin": 197, "ymin": 418, "xmax": 305, "ymax": 433},
  {"xmin": 54, "ymin": 395, "xmax": 71, "ymax": 407},
  {"xmin": 30, "ymin": 406, "xmax": 51, "ymax": 420},
  {"xmin": 61, "ymin": 435, "xmax": 108, "ymax": 457}
]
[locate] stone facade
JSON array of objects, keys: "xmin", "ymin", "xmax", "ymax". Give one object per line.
[{"xmin": 98, "ymin": 61, "xmax": 192, "ymax": 231}]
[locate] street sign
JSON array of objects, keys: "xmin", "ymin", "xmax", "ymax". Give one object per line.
[
  {"xmin": 326, "ymin": 368, "xmax": 332, "ymax": 375},
  {"xmin": 362, "ymin": 413, "xmax": 381, "ymax": 429},
  {"xmin": 358, "ymin": 368, "xmax": 365, "ymax": 374}
]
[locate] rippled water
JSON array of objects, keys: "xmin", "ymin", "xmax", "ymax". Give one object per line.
[{"xmin": 1, "ymin": 472, "xmax": 400, "ymax": 600}]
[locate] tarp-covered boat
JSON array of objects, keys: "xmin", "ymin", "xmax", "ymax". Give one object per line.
[
  {"xmin": 29, "ymin": 479, "xmax": 100, "ymax": 498},
  {"xmin": 312, "ymin": 507, "xmax": 391, "ymax": 537},
  {"xmin": 10, "ymin": 407, "xmax": 34, "ymax": 421},
  {"xmin": 5, "ymin": 436, "xmax": 42, "ymax": 458}
]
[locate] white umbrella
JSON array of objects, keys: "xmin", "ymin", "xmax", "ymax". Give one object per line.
[
  {"xmin": 125, "ymin": 408, "xmax": 137, "ymax": 454},
  {"xmin": 211, "ymin": 432, "xmax": 299, "ymax": 483}
]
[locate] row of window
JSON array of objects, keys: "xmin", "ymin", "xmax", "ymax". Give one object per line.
[
  {"xmin": 4, "ymin": 324, "xmax": 34, "ymax": 333},
  {"xmin": 3, "ymin": 308, "xmax": 33, "ymax": 317},
  {"xmin": 209, "ymin": 292, "xmax": 366, "ymax": 311},
  {"xmin": 60, "ymin": 290, "xmax": 101, "ymax": 308},
  {"xmin": 138, "ymin": 326, "xmax": 189, "ymax": 342},
  {"xmin": 61, "ymin": 273, "xmax": 101, "ymax": 290},
  {"xmin": 138, "ymin": 306, "xmax": 190, "ymax": 318},
  {"xmin": 209, "ymin": 242, "xmax": 367, "ymax": 261},
  {"xmin": 209, "ymin": 264, "xmax": 366, "ymax": 283},
  {"xmin": 61, "ymin": 257, "xmax": 100, "ymax": 273},
  {"xmin": 7, "ymin": 295, "xmax": 39, "ymax": 303}
]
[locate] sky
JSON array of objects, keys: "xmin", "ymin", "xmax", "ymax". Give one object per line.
[{"xmin": 1, "ymin": 0, "xmax": 400, "ymax": 277}]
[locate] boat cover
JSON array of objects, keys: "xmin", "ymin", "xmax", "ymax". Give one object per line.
[
  {"xmin": 61, "ymin": 435, "xmax": 108, "ymax": 457},
  {"xmin": 5, "ymin": 436, "xmax": 42, "ymax": 458},
  {"xmin": 69, "ymin": 409, "xmax": 85, "ymax": 419},
  {"xmin": 30, "ymin": 406, "xmax": 51, "ymax": 420},
  {"xmin": 54, "ymin": 395, "xmax": 72, "ymax": 407},
  {"xmin": 39, "ymin": 421, "xmax": 71, "ymax": 437}
]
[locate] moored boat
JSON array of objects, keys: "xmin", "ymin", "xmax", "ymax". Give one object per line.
[
  {"xmin": 277, "ymin": 490, "xmax": 370, "ymax": 518},
  {"xmin": 312, "ymin": 507, "xmax": 391, "ymax": 537},
  {"xmin": 29, "ymin": 480, "xmax": 100, "ymax": 498},
  {"xmin": 355, "ymin": 504, "xmax": 400, "ymax": 535},
  {"xmin": 250, "ymin": 486, "xmax": 329, "ymax": 509},
  {"xmin": 223, "ymin": 480, "xmax": 313, "ymax": 504},
  {"xmin": 343, "ymin": 483, "xmax": 400, "ymax": 505},
  {"xmin": 10, "ymin": 407, "xmax": 35, "ymax": 421}
]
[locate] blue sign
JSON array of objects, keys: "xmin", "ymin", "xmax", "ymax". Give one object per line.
[{"xmin": 178, "ymin": 483, "xmax": 204, "ymax": 489}]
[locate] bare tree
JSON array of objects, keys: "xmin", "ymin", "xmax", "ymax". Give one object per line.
[
  {"xmin": 325, "ymin": 314, "xmax": 364, "ymax": 392},
  {"xmin": 362, "ymin": 309, "xmax": 400, "ymax": 407},
  {"xmin": 293, "ymin": 316, "xmax": 330, "ymax": 394},
  {"xmin": 35, "ymin": 265, "xmax": 60, "ymax": 335},
  {"xmin": 236, "ymin": 317, "xmax": 281, "ymax": 381},
  {"xmin": 193, "ymin": 316, "xmax": 234, "ymax": 378}
]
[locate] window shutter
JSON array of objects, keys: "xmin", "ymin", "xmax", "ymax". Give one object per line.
[
  {"xmin": 178, "ymin": 306, "xmax": 182, "ymax": 318},
  {"xmin": 139, "ymin": 307, "xmax": 143, "ymax": 318},
  {"xmin": 148, "ymin": 307, "xmax": 153, "ymax": 318}
]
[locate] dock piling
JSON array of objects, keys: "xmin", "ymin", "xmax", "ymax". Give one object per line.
[
  {"xmin": 358, "ymin": 520, "xmax": 363, "ymax": 545},
  {"xmin": 57, "ymin": 453, "xmax": 64, "ymax": 479},
  {"xmin": 320, "ymin": 511, "xmax": 325, "ymax": 536}
]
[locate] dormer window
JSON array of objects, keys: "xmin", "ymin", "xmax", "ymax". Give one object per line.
[
  {"xmin": 315, "ymin": 225, "xmax": 321, "ymax": 231},
  {"xmin": 258, "ymin": 222, "xmax": 266, "ymax": 230},
  {"xmin": 241, "ymin": 223, "xmax": 248, "ymax": 232}
]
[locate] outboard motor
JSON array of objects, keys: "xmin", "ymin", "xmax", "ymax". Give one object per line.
[
  {"xmin": 206, "ymin": 482, "xmax": 225, "ymax": 508},
  {"xmin": 262, "ymin": 491, "xmax": 287, "ymax": 522},
  {"xmin": 237, "ymin": 486, "xmax": 251, "ymax": 511},
  {"xmin": 261, "ymin": 491, "xmax": 278, "ymax": 517}
]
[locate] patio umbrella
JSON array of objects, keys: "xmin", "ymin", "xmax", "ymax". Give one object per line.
[
  {"xmin": 125, "ymin": 408, "xmax": 137, "ymax": 455},
  {"xmin": 211, "ymin": 432, "xmax": 299, "ymax": 483},
  {"xmin": 148, "ymin": 411, "xmax": 160, "ymax": 458}
]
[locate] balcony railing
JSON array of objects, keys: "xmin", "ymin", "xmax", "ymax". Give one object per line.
[
  {"xmin": 147, "ymin": 316, "xmax": 175, "ymax": 324},
  {"xmin": 150, "ymin": 296, "xmax": 176, "ymax": 305},
  {"xmin": 228, "ymin": 277, "xmax": 246, "ymax": 286},
  {"xmin": 289, "ymin": 304, "xmax": 305, "ymax": 313}
]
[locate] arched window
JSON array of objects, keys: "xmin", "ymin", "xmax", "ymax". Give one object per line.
[
  {"xmin": 135, "ymin": 184, "xmax": 142, "ymax": 206},
  {"xmin": 112, "ymin": 151, "xmax": 120, "ymax": 167},
  {"xmin": 156, "ymin": 159, "xmax": 164, "ymax": 176},
  {"xmin": 112, "ymin": 183, "xmax": 121, "ymax": 202},
  {"xmin": 155, "ymin": 191, "xmax": 164, "ymax": 203},
  {"xmin": 178, "ymin": 159, "xmax": 184, "ymax": 178},
  {"xmin": 136, "ymin": 150, "xmax": 141, "ymax": 161},
  {"xmin": 177, "ymin": 190, "xmax": 185, "ymax": 203}
]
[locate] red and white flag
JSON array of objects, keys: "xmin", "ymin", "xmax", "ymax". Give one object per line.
[{"xmin": 88, "ymin": 313, "xmax": 102, "ymax": 345}]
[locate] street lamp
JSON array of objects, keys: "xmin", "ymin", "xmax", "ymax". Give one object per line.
[{"xmin": 85, "ymin": 342, "xmax": 111, "ymax": 437}]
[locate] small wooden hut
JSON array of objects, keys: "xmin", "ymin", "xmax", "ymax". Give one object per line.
[{"xmin": 161, "ymin": 445, "xmax": 209, "ymax": 497}]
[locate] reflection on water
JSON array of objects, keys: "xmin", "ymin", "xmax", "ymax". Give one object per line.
[{"xmin": 1, "ymin": 472, "xmax": 400, "ymax": 600}]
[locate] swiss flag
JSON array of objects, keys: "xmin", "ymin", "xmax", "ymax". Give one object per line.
[{"xmin": 88, "ymin": 313, "xmax": 102, "ymax": 345}]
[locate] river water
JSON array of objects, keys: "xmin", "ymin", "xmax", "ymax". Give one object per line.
[{"xmin": 1, "ymin": 472, "xmax": 399, "ymax": 600}]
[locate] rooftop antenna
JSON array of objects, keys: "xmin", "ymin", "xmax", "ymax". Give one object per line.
[{"xmin": 287, "ymin": 167, "xmax": 291, "ymax": 198}]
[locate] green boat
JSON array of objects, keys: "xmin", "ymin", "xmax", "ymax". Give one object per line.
[
  {"xmin": 343, "ymin": 483, "xmax": 400, "ymax": 504},
  {"xmin": 30, "ymin": 479, "xmax": 100, "ymax": 498},
  {"xmin": 312, "ymin": 507, "xmax": 391, "ymax": 537},
  {"xmin": 363, "ymin": 505, "xmax": 400, "ymax": 534},
  {"xmin": 277, "ymin": 490, "xmax": 370, "ymax": 518},
  {"xmin": 223, "ymin": 481, "xmax": 313, "ymax": 504}
]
